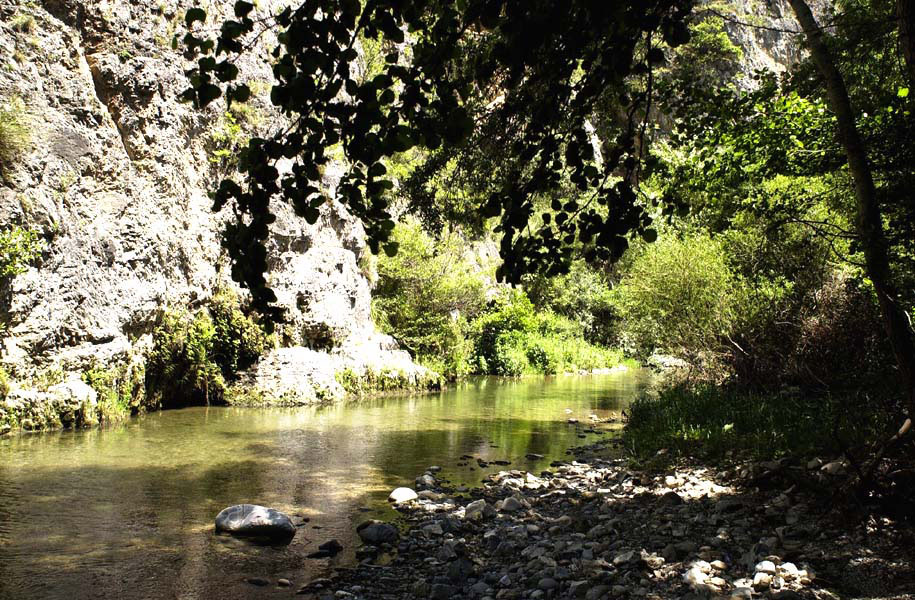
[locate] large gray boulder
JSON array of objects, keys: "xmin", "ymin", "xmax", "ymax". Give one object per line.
[{"xmin": 214, "ymin": 504, "xmax": 296, "ymax": 543}]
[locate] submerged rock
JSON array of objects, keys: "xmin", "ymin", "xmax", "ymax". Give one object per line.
[{"xmin": 214, "ymin": 504, "xmax": 296, "ymax": 543}]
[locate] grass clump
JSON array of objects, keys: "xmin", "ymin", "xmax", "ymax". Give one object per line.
[
  {"xmin": 0, "ymin": 366, "xmax": 9, "ymax": 398},
  {"xmin": 0, "ymin": 226, "xmax": 42, "ymax": 279},
  {"xmin": 0, "ymin": 97, "xmax": 30, "ymax": 177},
  {"xmin": 335, "ymin": 366, "xmax": 442, "ymax": 396},
  {"xmin": 624, "ymin": 383, "xmax": 895, "ymax": 461},
  {"xmin": 10, "ymin": 13, "xmax": 35, "ymax": 34}
]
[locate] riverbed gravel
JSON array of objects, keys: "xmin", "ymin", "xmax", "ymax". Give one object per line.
[{"xmin": 291, "ymin": 442, "xmax": 914, "ymax": 600}]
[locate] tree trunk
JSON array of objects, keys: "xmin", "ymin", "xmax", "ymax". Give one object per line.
[
  {"xmin": 899, "ymin": 0, "xmax": 915, "ymax": 83},
  {"xmin": 789, "ymin": 0, "xmax": 915, "ymax": 423}
]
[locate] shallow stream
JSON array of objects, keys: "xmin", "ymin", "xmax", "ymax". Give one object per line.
[{"xmin": 0, "ymin": 371, "xmax": 651, "ymax": 599}]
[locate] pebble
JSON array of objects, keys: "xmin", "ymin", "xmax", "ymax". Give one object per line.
[{"xmin": 305, "ymin": 447, "xmax": 900, "ymax": 600}]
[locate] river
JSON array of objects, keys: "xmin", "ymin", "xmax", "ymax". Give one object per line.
[{"xmin": 0, "ymin": 371, "xmax": 651, "ymax": 600}]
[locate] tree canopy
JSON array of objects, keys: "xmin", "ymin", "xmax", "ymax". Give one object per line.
[{"xmin": 180, "ymin": 0, "xmax": 694, "ymax": 319}]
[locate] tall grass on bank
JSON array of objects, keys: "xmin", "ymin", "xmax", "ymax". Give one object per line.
[{"xmin": 624, "ymin": 384, "xmax": 896, "ymax": 461}]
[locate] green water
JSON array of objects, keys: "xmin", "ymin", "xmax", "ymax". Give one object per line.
[{"xmin": 0, "ymin": 372, "xmax": 650, "ymax": 600}]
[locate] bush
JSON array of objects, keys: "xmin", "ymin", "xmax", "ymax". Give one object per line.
[
  {"xmin": 611, "ymin": 233, "xmax": 740, "ymax": 361},
  {"xmin": 145, "ymin": 291, "xmax": 269, "ymax": 406},
  {"xmin": 0, "ymin": 366, "xmax": 9, "ymax": 398},
  {"xmin": 522, "ymin": 260, "xmax": 618, "ymax": 345},
  {"xmin": 82, "ymin": 361, "xmax": 146, "ymax": 422},
  {"xmin": 146, "ymin": 311, "xmax": 225, "ymax": 407},
  {"xmin": 472, "ymin": 290, "xmax": 625, "ymax": 376},
  {"xmin": 209, "ymin": 289, "xmax": 270, "ymax": 378},
  {"xmin": 0, "ymin": 98, "xmax": 30, "ymax": 176},
  {"xmin": 0, "ymin": 226, "xmax": 42, "ymax": 279}
]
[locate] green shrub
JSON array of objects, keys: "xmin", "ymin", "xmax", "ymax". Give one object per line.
[
  {"xmin": 0, "ymin": 226, "xmax": 42, "ymax": 279},
  {"xmin": 146, "ymin": 311, "xmax": 225, "ymax": 407},
  {"xmin": 611, "ymin": 233, "xmax": 739, "ymax": 361},
  {"xmin": 0, "ymin": 366, "xmax": 9, "ymax": 398},
  {"xmin": 82, "ymin": 361, "xmax": 146, "ymax": 422},
  {"xmin": 0, "ymin": 98, "xmax": 30, "ymax": 175},
  {"xmin": 209, "ymin": 289, "xmax": 270, "ymax": 378},
  {"xmin": 522, "ymin": 260, "xmax": 618, "ymax": 345},
  {"xmin": 145, "ymin": 292, "xmax": 269, "ymax": 406},
  {"xmin": 472, "ymin": 290, "xmax": 625, "ymax": 376}
]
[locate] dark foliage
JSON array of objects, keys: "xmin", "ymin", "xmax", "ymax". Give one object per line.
[{"xmin": 180, "ymin": 0, "xmax": 694, "ymax": 320}]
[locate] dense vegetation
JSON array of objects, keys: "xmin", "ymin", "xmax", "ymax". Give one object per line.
[
  {"xmin": 145, "ymin": 290, "xmax": 271, "ymax": 407},
  {"xmin": 371, "ymin": 220, "xmax": 627, "ymax": 378},
  {"xmin": 175, "ymin": 0, "xmax": 915, "ymax": 504}
]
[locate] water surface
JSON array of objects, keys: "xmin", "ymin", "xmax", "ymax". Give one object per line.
[{"xmin": 0, "ymin": 371, "xmax": 650, "ymax": 600}]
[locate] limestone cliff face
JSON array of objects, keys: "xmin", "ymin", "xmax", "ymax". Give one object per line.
[
  {"xmin": 715, "ymin": 0, "xmax": 833, "ymax": 79},
  {"xmin": 0, "ymin": 0, "xmax": 428, "ymax": 421}
]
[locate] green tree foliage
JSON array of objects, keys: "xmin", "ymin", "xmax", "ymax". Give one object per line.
[
  {"xmin": 372, "ymin": 220, "xmax": 489, "ymax": 377},
  {"xmin": 180, "ymin": 0, "xmax": 693, "ymax": 319},
  {"xmin": 611, "ymin": 233, "xmax": 739, "ymax": 361},
  {"xmin": 522, "ymin": 260, "xmax": 618, "ymax": 346}
]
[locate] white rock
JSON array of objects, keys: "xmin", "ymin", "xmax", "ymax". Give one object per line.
[
  {"xmin": 683, "ymin": 567, "xmax": 707, "ymax": 587},
  {"xmin": 388, "ymin": 487, "xmax": 418, "ymax": 503},
  {"xmin": 463, "ymin": 499, "xmax": 487, "ymax": 521},
  {"xmin": 753, "ymin": 572, "xmax": 772, "ymax": 590},
  {"xmin": 779, "ymin": 562, "xmax": 799, "ymax": 579},
  {"xmin": 755, "ymin": 560, "xmax": 777, "ymax": 574}
]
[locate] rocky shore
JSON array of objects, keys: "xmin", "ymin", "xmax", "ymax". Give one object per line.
[{"xmin": 295, "ymin": 443, "xmax": 914, "ymax": 600}]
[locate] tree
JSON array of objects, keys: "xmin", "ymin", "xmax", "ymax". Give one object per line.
[
  {"xmin": 179, "ymin": 0, "xmax": 694, "ymax": 320},
  {"xmin": 787, "ymin": 0, "xmax": 914, "ymax": 437}
]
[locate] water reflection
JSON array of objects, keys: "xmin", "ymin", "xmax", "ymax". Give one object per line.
[{"xmin": 0, "ymin": 372, "xmax": 650, "ymax": 600}]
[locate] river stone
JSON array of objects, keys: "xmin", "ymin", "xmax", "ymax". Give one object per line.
[
  {"xmin": 501, "ymin": 497, "xmax": 523, "ymax": 512},
  {"xmin": 357, "ymin": 520, "xmax": 399, "ymax": 545},
  {"xmin": 388, "ymin": 487, "xmax": 419, "ymax": 503},
  {"xmin": 214, "ymin": 504, "xmax": 296, "ymax": 542},
  {"xmin": 464, "ymin": 499, "xmax": 487, "ymax": 521}
]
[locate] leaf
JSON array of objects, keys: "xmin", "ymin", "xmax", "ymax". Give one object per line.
[
  {"xmin": 231, "ymin": 84, "xmax": 251, "ymax": 103},
  {"xmin": 303, "ymin": 207, "xmax": 320, "ymax": 224},
  {"xmin": 197, "ymin": 83, "xmax": 222, "ymax": 106},
  {"xmin": 185, "ymin": 7, "xmax": 206, "ymax": 27},
  {"xmin": 234, "ymin": 1, "xmax": 254, "ymax": 18},
  {"xmin": 899, "ymin": 87, "xmax": 910, "ymax": 98}
]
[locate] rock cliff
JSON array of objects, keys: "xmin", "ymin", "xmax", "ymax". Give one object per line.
[{"xmin": 0, "ymin": 0, "xmax": 432, "ymax": 431}]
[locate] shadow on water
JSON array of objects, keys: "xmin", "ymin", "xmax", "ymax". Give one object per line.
[{"xmin": 0, "ymin": 371, "xmax": 652, "ymax": 600}]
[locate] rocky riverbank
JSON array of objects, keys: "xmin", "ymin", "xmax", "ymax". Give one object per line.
[{"xmin": 296, "ymin": 443, "xmax": 913, "ymax": 600}]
